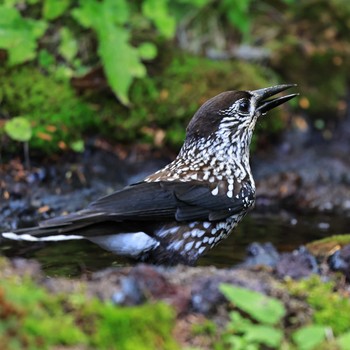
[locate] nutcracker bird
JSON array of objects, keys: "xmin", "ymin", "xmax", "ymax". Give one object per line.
[{"xmin": 2, "ymin": 84, "xmax": 297, "ymax": 265}]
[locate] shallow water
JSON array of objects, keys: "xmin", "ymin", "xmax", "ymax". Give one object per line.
[{"xmin": 1, "ymin": 212, "xmax": 347, "ymax": 277}]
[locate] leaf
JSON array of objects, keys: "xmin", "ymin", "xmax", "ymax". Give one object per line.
[
  {"xmin": 292, "ymin": 325, "xmax": 327, "ymax": 350},
  {"xmin": 4, "ymin": 117, "xmax": 32, "ymax": 142},
  {"xmin": 220, "ymin": 284, "xmax": 286, "ymax": 325},
  {"xmin": 138, "ymin": 42, "xmax": 158, "ymax": 60},
  {"xmin": 221, "ymin": 0, "xmax": 251, "ymax": 41},
  {"xmin": 0, "ymin": 5, "xmax": 47, "ymax": 65},
  {"xmin": 72, "ymin": 0, "xmax": 146, "ymax": 105},
  {"xmin": 244, "ymin": 324, "xmax": 283, "ymax": 348},
  {"xmin": 38, "ymin": 49, "xmax": 55, "ymax": 68},
  {"xmin": 43, "ymin": 0, "xmax": 71, "ymax": 20},
  {"xmin": 59, "ymin": 27, "xmax": 78, "ymax": 62},
  {"xmin": 70, "ymin": 140, "xmax": 85, "ymax": 153},
  {"xmin": 337, "ymin": 331, "xmax": 350, "ymax": 350},
  {"xmin": 142, "ymin": 0, "xmax": 176, "ymax": 39}
]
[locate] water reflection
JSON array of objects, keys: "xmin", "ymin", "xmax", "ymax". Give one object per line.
[{"xmin": 1, "ymin": 212, "xmax": 348, "ymax": 277}]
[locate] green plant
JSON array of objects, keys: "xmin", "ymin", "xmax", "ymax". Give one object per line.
[
  {"xmin": 4, "ymin": 116, "xmax": 32, "ymax": 168},
  {"xmin": 288, "ymin": 276, "xmax": 350, "ymax": 336},
  {"xmin": 71, "ymin": 0, "xmax": 159, "ymax": 105},
  {"xmin": 0, "ymin": 257, "xmax": 179, "ymax": 350},
  {"xmin": 218, "ymin": 282, "xmax": 350, "ymax": 350},
  {"xmin": 219, "ymin": 284, "xmax": 285, "ymax": 349},
  {"xmin": 4, "ymin": 116, "xmax": 32, "ymax": 143},
  {"xmin": 0, "ymin": 5, "xmax": 47, "ymax": 65}
]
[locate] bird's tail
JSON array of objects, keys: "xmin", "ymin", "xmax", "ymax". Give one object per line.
[{"xmin": 2, "ymin": 227, "xmax": 84, "ymax": 242}]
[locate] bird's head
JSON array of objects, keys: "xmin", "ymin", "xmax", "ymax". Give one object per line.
[{"xmin": 185, "ymin": 84, "xmax": 298, "ymax": 143}]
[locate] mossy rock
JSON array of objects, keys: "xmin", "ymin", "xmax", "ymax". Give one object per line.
[
  {"xmin": 306, "ymin": 234, "xmax": 350, "ymax": 260},
  {"xmin": 0, "ymin": 257, "xmax": 178, "ymax": 350}
]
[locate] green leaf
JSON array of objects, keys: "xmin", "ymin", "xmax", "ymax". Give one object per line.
[
  {"xmin": 337, "ymin": 331, "xmax": 350, "ymax": 350},
  {"xmin": 138, "ymin": 42, "xmax": 158, "ymax": 60},
  {"xmin": 0, "ymin": 5, "xmax": 47, "ymax": 65},
  {"xmin": 59, "ymin": 27, "xmax": 78, "ymax": 62},
  {"xmin": 142, "ymin": 0, "xmax": 176, "ymax": 39},
  {"xmin": 70, "ymin": 140, "xmax": 85, "ymax": 153},
  {"xmin": 292, "ymin": 325, "xmax": 327, "ymax": 350},
  {"xmin": 43, "ymin": 0, "xmax": 71, "ymax": 20},
  {"xmin": 4, "ymin": 117, "xmax": 32, "ymax": 142},
  {"xmin": 221, "ymin": 0, "xmax": 251, "ymax": 41},
  {"xmin": 72, "ymin": 0, "xmax": 146, "ymax": 105},
  {"xmin": 99, "ymin": 27, "xmax": 146, "ymax": 105},
  {"xmin": 244, "ymin": 325, "xmax": 283, "ymax": 347},
  {"xmin": 220, "ymin": 284, "xmax": 286, "ymax": 325},
  {"xmin": 38, "ymin": 49, "xmax": 55, "ymax": 68}
]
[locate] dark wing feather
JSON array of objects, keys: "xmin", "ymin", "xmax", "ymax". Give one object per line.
[
  {"xmin": 174, "ymin": 182, "xmax": 255, "ymax": 221},
  {"xmin": 34, "ymin": 180, "xmax": 254, "ymax": 236}
]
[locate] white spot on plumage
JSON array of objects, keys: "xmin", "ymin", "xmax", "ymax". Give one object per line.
[
  {"xmin": 183, "ymin": 231, "xmax": 191, "ymax": 239},
  {"xmin": 198, "ymin": 246, "xmax": 206, "ymax": 255},
  {"xmin": 168, "ymin": 240, "xmax": 183, "ymax": 251},
  {"xmin": 211, "ymin": 187, "xmax": 219, "ymax": 196},
  {"xmin": 208, "ymin": 237, "xmax": 215, "ymax": 245},
  {"xmin": 203, "ymin": 222, "xmax": 211, "ymax": 229},
  {"xmin": 196, "ymin": 229, "xmax": 206, "ymax": 238},
  {"xmin": 184, "ymin": 241, "xmax": 194, "ymax": 251}
]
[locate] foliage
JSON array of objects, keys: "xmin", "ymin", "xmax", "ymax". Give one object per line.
[
  {"xmin": 4, "ymin": 117, "xmax": 32, "ymax": 142},
  {"xmin": 1, "ymin": 0, "xmax": 348, "ymax": 154},
  {"xmin": 217, "ymin": 281, "xmax": 350, "ymax": 350},
  {"xmin": 0, "ymin": 0, "xmax": 267, "ymax": 106},
  {"xmin": 0, "ymin": 5, "xmax": 47, "ymax": 65},
  {"xmin": 0, "ymin": 66, "xmax": 97, "ymax": 152},
  {"xmin": 219, "ymin": 284, "xmax": 285, "ymax": 349},
  {"xmin": 1, "ymin": 55, "xmax": 280, "ymax": 153},
  {"xmin": 72, "ymin": 0, "xmax": 156, "ymax": 105},
  {"xmin": 220, "ymin": 283, "xmax": 286, "ymax": 325},
  {"xmin": 0, "ymin": 258, "xmax": 178, "ymax": 350},
  {"xmin": 292, "ymin": 325, "xmax": 327, "ymax": 350},
  {"xmin": 265, "ymin": 0, "xmax": 350, "ymax": 122},
  {"xmin": 288, "ymin": 275, "xmax": 350, "ymax": 336}
]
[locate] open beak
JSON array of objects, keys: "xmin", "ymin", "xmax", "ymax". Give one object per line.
[{"xmin": 252, "ymin": 84, "xmax": 298, "ymax": 114}]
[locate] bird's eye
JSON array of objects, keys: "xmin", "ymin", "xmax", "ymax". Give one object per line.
[{"xmin": 238, "ymin": 99, "xmax": 250, "ymax": 114}]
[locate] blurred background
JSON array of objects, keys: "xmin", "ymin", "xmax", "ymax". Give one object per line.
[
  {"xmin": 0, "ymin": 0, "xmax": 349, "ymax": 156},
  {"xmin": 1, "ymin": 0, "xmax": 350, "ymax": 274}
]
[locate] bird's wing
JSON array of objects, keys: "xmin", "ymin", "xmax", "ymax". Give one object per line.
[
  {"xmin": 39, "ymin": 180, "xmax": 254, "ymax": 229},
  {"xmin": 174, "ymin": 181, "xmax": 255, "ymax": 221}
]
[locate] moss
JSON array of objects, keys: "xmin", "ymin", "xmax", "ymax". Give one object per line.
[
  {"xmin": 307, "ymin": 234, "xmax": 350, "ymax": 258},
  {"xmin": 0, "ymin": 66, "xmax": 98, "ymax": 153},
  {"xmin": 268, "ymin": 0, "xmax": 350, "ymax": 121},
  {"xmin": 1, "ymin": 54, "xmax": 285, "ymax": 154},
  {"xmin": 0, "ymin": 258, "xmax": 178, "ymax": 350},
  {"xmin": 108, "ymin": 54, "xmax": 283, "ymax": 149},
  {"xmin": 287, "ymin": 275, "xmax": 350, "ymax": 336}
]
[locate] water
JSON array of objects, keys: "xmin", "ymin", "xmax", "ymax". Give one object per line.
[{"xmin": 1, "ymin": 212, "xmax": 348, "ymax": 277}]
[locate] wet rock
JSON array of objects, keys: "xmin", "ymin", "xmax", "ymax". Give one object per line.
[
  {"xmin": 241, "ymin": 242, "xmax": 280, "ymax": 268},
  {"xmin": 191, "ymin": 269, "xmax": 276, "ymax": 314},
  {"xmin": 275, "ymin": 246, "xmax": 319, "ymax": 279},
  {"xmin": 95, "ymin": 264, "xmax": 191, "ymax": 314},
  {"xmin": 328, "ymin": 244, "xmax": 350, "ymax": 280},
  {"xmin": 112, "ymin": 276, "xmax": 145, "ymax": 305}
]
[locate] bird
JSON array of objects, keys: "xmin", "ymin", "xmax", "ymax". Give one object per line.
[{"xmin": 2, "ymin": 84, "xmax": 297, "ymax": 265}]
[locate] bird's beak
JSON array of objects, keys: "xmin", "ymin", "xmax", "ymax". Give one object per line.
[{"xmin": 252, "ymin": 84, "xmax": 298, "ymax": 114}]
